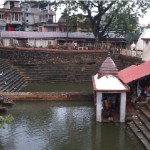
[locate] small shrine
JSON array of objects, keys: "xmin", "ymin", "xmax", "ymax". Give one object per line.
[{"xmin": 92, "ymin": 56, "xmax": 130, "ymax": 122}]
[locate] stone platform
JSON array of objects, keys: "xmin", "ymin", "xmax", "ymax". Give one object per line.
[{"xmin": 0, "ymin": 92, "xmax": 93, "ymax": 101}]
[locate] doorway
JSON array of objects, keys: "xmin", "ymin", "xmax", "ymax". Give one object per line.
[{"xmin": 102, "ymin": 93, "xmax": 121, "ymax": 122}]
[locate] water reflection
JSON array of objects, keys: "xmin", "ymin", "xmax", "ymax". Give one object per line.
[{"xmin": 0, "ymin": 101, "xmax": 144, "ymax": 150}]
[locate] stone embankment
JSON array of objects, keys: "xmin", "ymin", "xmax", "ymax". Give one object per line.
[
  {"xmin": 0, "ymin": 48, "xmax": 127, "ymax": 83},
  {"xmin": 127, "ymin": 102, "xmax": 150, "ymax": 150},
  {"xmin": 0, "ymin": 92, "xmax": 93, "ymax": 101}
]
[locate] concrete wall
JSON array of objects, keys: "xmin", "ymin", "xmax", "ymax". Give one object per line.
[{"xmin": 2, "ymin": 38, "xmax": 57, "ymax": 48}]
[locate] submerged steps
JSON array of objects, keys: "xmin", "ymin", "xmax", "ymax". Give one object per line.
[
  {"xmin": 127, "ymin": 103, "xmax": 150, "ymax": 150},
  {"xmin": 128, "ymin": 122, "xmax": 150, "ymax": 150}
]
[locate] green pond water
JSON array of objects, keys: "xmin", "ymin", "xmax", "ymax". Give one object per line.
[
  {"xmin": 20, "ymin": 82, "xmax": 93, "ymax": 92},
  {"xmin": 0, "ymin": 101, "xmax": 144, "ymax": 150}
]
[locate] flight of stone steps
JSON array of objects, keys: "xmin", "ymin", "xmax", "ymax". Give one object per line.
[
  {"xmin": 12, "ymin": 56, "xmax": 125, "ymax": 83},
  {"xmin": 0, "ymin": 49, "xmax": 127, "ymax": 83},
  {"xmin": 127, "ymin": 103, "xmax": 150, "ymax": 150},
  {"xmin": 13, "ymin": 63, "xmax": 99, "ymax": 82},
  {"xmin": 0, "ymin": 59, "xmax": 26, "ymax": 92}
]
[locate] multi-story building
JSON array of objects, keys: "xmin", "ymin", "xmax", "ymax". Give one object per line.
[
  {"xmin": 20, "ymin": 0, "xmax": 58, "ymax": 32},
  {"xmin": 0, "ymin": 0, "xmax": 59, "ymax": 32},
  {"xmin": 0, "ymin": 0, "xmax": 22, "ymax": 31}
]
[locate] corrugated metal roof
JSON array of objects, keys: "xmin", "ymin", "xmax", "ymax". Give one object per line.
[
  {"xmin": 1, "ymin": 31, "xmax": 125, "ymax": 40},
  {"xmin": 4, "ymin": 0, "xmax": 20, "ymax": 4},
  {"xmin": 118, "ymin": 61, "xmax": 150, "ymax": 83},
  {"xmin": 106, "ymin": 32, "xmax": 125, "ymax": 39},
  {"xmin": 1, "ymin": 31, "xmax": 95, "ymax": 39}
]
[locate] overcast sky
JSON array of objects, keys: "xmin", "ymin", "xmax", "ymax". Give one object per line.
[{"xmin": 0, "ymin": 0, "xmax": 150, "ymax": 25}]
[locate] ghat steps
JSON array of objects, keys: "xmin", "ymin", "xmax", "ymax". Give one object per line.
[
  {"xmin": 128, "ymin": 103, "xmax": 150, "ymax": 150},
  {"xmin": 0, "ymin": 59, "xmax": 26, "ymax": 92},
  {"xmin": 13, "ymin": 57, "xmax": 124, "ymax": 83}
]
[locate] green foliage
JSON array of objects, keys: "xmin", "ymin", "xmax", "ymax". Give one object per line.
[
  {"xmin": 36, "ymin": 0, "xmax": 150, "ymax": 40},
  {"xmin": 61, "ymin": 10, "xmax": 77, "ymax": 32},
  {"xmin": 76, "ymin": 15, "xmax": 92, "ymax": 32},
  {"xmin": 0, "ymin": 115, "xmax": 14, "ymax": 127},
  {"xmin": 59, "ymin": 0, "xmax": 150, "ymax": 40},
  {"xmin": 37, "ymin": 0, "xmax": 64, "ymax": 11}
]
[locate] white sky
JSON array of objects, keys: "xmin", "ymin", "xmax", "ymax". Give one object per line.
[{"xmin": 0, "ymin": 0, "xmax": 150, "ymax": 25}]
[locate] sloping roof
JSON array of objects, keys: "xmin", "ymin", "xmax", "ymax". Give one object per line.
[
  {"xmin": 105, "ymin": 32, "xmax": 124, "ymax": 39},
  {"xmin": 92, "ymin": 74, "xmax": 129, "ymax": 91},
  {"xmin": 1, "ymin": 31, "xmax": 125, "ymax": 40},
  {"xmin": 1, "ymin": 31, "xmax": 95, "ymax": 39},
  {"xmin": 98, "ymin": 57, "xmax": 118, "ymax": 77},
  {"xmin": 118, "ymin": 61, "xmax": 150, "ymax": 83},
  {"xmin": 4, "ymin": 0, "xmax": 20, "ymax": 4}
]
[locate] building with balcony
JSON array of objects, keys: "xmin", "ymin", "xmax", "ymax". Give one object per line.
[
  {"xmin": 0, "ymin": 0, "xmax": 22, "ymax": 31},
  {"xmin": 0, "ymin": 0, "xmax": 57, "ymax": 32},
  {"xmin": 20, "ymin": 0, "xmax": 56, "ymax": 31}
]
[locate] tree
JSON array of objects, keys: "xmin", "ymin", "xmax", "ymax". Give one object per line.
[
  {"xmin": 60, "ymin": 9, "xmax": 77, "ymax": 32},
  {"xmin": 59, "ymin": 0, "xmax": 150, "ymax": 40}
]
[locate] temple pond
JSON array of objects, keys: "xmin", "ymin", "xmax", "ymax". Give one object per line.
[{"xmin": 0, "ymin": 101, "xmax": 144, "ymax": 150}]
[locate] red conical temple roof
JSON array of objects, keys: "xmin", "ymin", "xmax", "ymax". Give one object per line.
[{"xmin": 98, "ymin": 57, "xmax": 118, "ymax": 78}]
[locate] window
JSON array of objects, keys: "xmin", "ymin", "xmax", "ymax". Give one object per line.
[
  {"xmin": 26, "ymin": 14, "xmax": 28, "ymax": 17},
  {"xmin": 15, "ymin": 13, "xmax": 19, "ymax": 21},
  {"xmin": 12, "ymin": 13, "xmax": 20, "ymax": 22},
  {"xmin": 26, "ymin": 20, "xmax": 28, "ymax": 22},
  {"xmin": 48, "ymin": 27, "xmax": 56, "ymax": 31},
  {"xmin": 12, "ymin": 13, "xmax": 14, "ymax": 21},
  {"xmin": 10, "ymin": 1, "xmax": 14, "ymax": 8}
]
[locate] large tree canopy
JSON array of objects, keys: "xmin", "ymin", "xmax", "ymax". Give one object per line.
[
  {"xmin": 36, "ymin": 0, "xmax": 150, "ymax": 40},
  {"xmin": 59, "ymin": 0, "xmax": 150, "ymax": 40}
]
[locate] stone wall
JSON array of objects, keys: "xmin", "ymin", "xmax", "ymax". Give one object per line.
[
  {"xmin": 0, "ymin": 48, "xmax": 107, "ymax": 64},
  {"xmin": 0, "ymin": 48, "xmax": 142, "ymax": 82},
  {"xmin": 119, "ymin": 55, "xmax": 143, "ymax": 67},
  {"xmin": 0, "ymin": 48, "xmax": 108, "ymax": 82}
]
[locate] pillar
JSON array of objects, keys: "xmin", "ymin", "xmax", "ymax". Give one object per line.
[
  {"xmin": 120, "ymin": 92, "xmax": 126, "ymax": 122},
  {"xmin": 96, "ymin": 92, "xmax": 103, "ymax": 122}
]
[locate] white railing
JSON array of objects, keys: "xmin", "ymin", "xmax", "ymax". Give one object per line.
[{"xmin": 120, "ymin": 49, "xmax": 143, "ymax": 58}]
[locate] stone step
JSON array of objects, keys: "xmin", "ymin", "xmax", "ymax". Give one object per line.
[
  {"xmin": 11, "ymin": 80, "xmax": 26, "ymax": 92},
  {"xmin": 0, "ymin": 60, "xmax": 25, "ymax": 92},
  {"xmin": 145, "ymin": 103, "xmax": 150, "ymax": 111},
  {"xmin": 1, "ymin": 77, "xmax": 24, "ymax": 92},
  {"xmin": 136, "ymin": 112, "xmax": 150, "ymax": 132},
  {"xmin": 139, "ymin": 107, "xmax": 150, "ymax": 121},
  {"xmin": 133, "ymin": 117, "xmax": 150, "ymax": 143},
  {"xmin": 128, "ymin": 122, "xmax": 150, "ymax": 150},
  {"xmin": 19, "ymin": 68, "xmax": 97, "ymax": 72}
]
